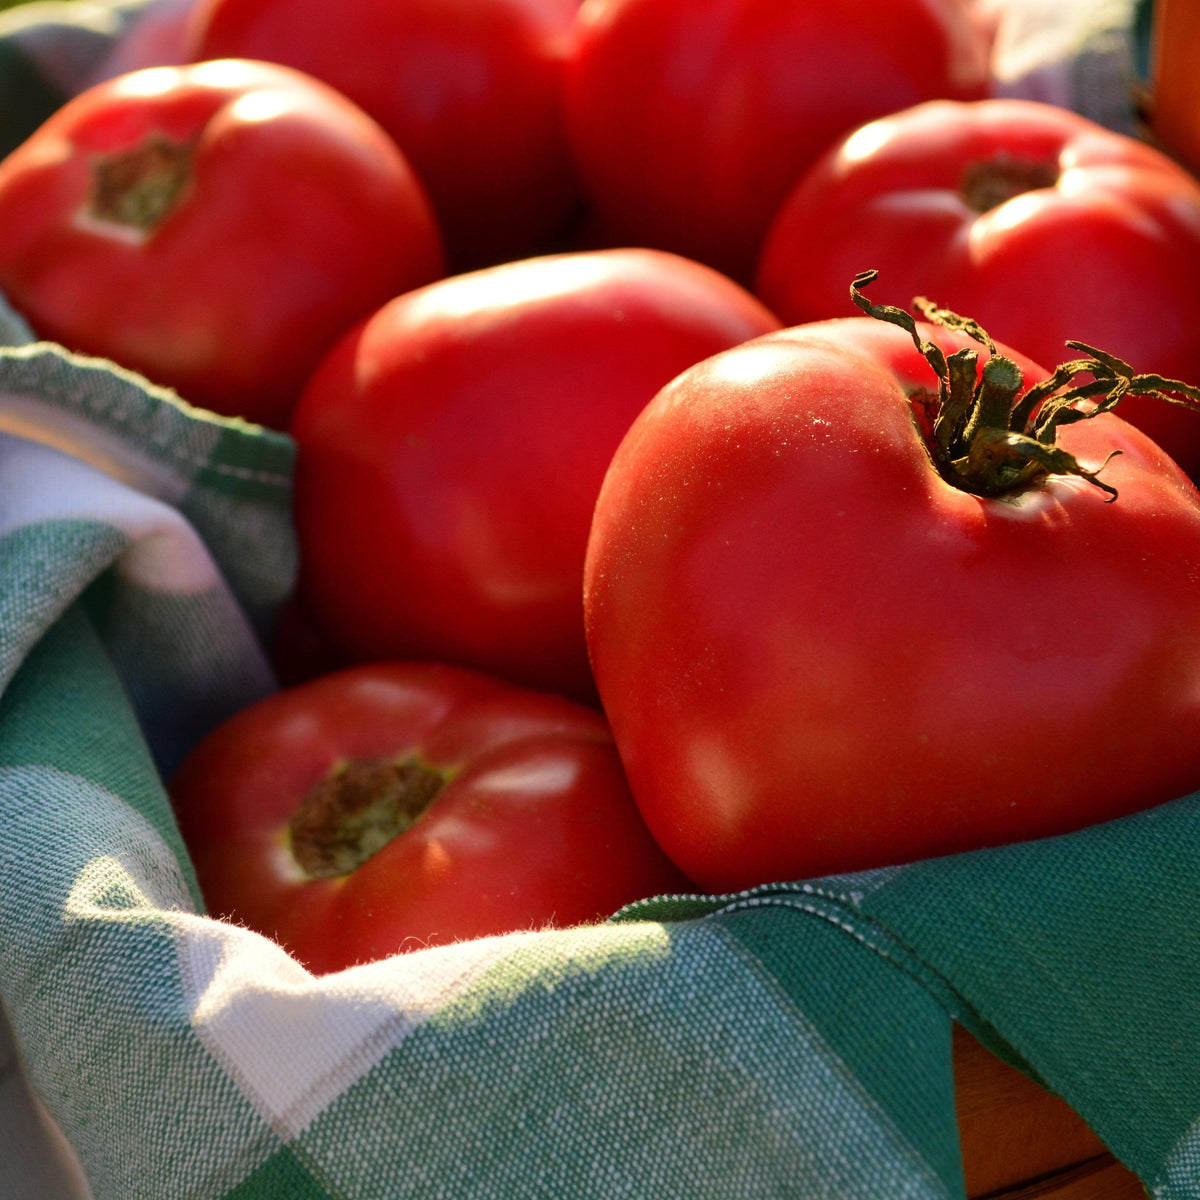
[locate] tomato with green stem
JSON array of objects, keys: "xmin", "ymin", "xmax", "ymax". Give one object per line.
[{"xmin": 585, "ymin": 271, "xmax": 1200, "ymax": 891}]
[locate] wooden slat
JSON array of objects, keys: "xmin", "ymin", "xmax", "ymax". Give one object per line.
[
  {"xmin": 979, "ymin": 1157, "xmax": 1148, "ymax": 1200},
  {"xmin": 1149, "ymin": 0, "xmax": 1200, "ymax": 173},
  {"xmin": 952, "ymin": 1025, "xmax": 1129, "ymax": 1198}
]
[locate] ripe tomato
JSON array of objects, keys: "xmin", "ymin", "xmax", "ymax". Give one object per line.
[
  {"xmin": 183, "ymin": 0, "xmax": 582, "ymax": 270},
  {"xmin": 756, "ymin": 99, "xmax": 1200, "ymax": 479},
  {"xmin": 288, "ymin": 248, "xmax": 780, "ymax": 702},
  {"xmin": 0, "ymin": 59, "xmax": 443, "ymax": 428},
  {"xmin": 584, "ymin": 275, "xmax": 1200, "ymax": 892},
  {"xmin": 564, "ymin": 0, "xmax": 991, "ymax": 282},
  {"xmin": 169, "ymin": 662, "xmax": 693, "ymax": 974}
]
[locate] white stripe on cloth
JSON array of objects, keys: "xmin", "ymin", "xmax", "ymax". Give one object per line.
[
  {"xmin": 0, "ymin": 1006, "xmax": 94, "ymax": 1200},
  {"xmin": 0, "ymin": 433, "xmax": 220, "ymax": 593},
  {"xmin": 175, "ymin": 920, "xmax": 530, "ymax": 1140}
]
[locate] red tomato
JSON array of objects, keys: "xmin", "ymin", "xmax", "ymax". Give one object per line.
[
  {"xmin": 756, "ymin": 99, "xmax": 1200, "ymax": 479},
  {"xmin": 288, "ymin": 248, "xmax": 780, "ymax": 701},
  {"xmin": 584, "ymin": 276, "xmax": 1200, "ymax": 892},
  {"xmin": 564, "ymin": 0, "xmax": 991, "ymax": 283},
  {"xmin": 0, "ymin": 59, "xmax": 443, "ymax": 429},
  {"xmin": 184, "ymin": 0, "xmax": 582, "ymax": 270},
  {"xmin": 169, "ymin": 662, "xmax": 693, "ymax": 974}
]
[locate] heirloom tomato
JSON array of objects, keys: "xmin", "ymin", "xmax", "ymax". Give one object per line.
[
  {"xmin": 289, "ymin": 248, "xmax": 780, "ymax": 702},
  {"xmin": 169, "ymin": 662, "xmax": 692, "ymax": 975},
  {"xmin": 757, "ymin": 99, "xmax": 1200, "ymax": 478},
  {"xmin": 565, "ymin": 0, "xmax": 991, "ymax": 282},
  {"xmin": 184, "ymin": 0, "xmax": 582, "ymax": 270},
  {"xmin": 584, "ymin": 273, "xmax": 1200, "ymax": 892},
  {"xmin": 0, "ymin": 59, "xmax": 443, "ymax": 428}
]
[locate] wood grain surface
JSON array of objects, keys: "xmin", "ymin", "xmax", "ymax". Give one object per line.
[
  {"xmin": 1149, "ymin": 0, "xmax": 1200, "ymax": 173},
  {"xmin": 953, "ymin": 1025, "xmax": 1148, "ymax": 1199}
]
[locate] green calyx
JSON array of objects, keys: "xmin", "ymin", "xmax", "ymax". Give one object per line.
[
  {"xmin": 851, "ymin": 269, "xmax": 1200, "ymax": 502},
  {"xmin": 87, "ymin": 132, "xmax": 195, "ymax": 235},
  {"xmin": 289, "ymin": 756, "xmax": 446, "ymax": 879},
  {"xmin": 958, "ymin": 154, "xmax": 1058, "ymax": 213}
]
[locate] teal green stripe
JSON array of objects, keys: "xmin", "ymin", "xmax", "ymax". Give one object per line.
[
  {"xmin": 221, "ymin": 1147, "xmax": 333, "ymax": 1200},
  {"xmin": 189, "ymin": 421, "xmax": 296, "ymax": 506},
  {"xmin": 0, "ymin": 606, "xmax": 200, "ymax": 901},
  {"xmin": 0, "ymin": 609, "xmax": 280, "ymax": 1198},
  {"xmin": 861, "ymin": 805, "xmax": 1200, "ymax": 1192},
  {"xmin": 0, "ymin": 520, "xmax": 129, "ymax": 686},
  {"xmin": 717, "ymin": 903, "xmax": 963, "ymax": 1198}
]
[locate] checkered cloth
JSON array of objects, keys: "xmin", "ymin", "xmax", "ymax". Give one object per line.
[{"xmin": 1, "ymin": 1, "xmax": 1193, "ymax": 1198}]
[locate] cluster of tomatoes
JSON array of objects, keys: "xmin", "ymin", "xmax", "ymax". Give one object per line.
[{"xmin": 8, "ymin": 0, "xmax": 1200, "ymax": 975}]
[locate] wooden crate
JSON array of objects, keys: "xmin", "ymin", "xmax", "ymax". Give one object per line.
[{"xmin": 954, "ymin": 1026, "xmax": 1147, "ymax": 1199}]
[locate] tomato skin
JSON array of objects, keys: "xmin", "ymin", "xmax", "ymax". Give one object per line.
[
  {"xmin": 564, "ymin": 0, "xmax": 991, "ymax": 283},
  {"xmin": 0, "ymin": 60, "xmax": 444, "ymax": 428},
  {"xmin": 756, "ymin": 99, "xmax": 1200, "ymax": 478},
  {"xmin": 169, "ymin": 662, "xmax": 692, "ymax": 974},
  {"xmin": 584, "ymin": 318, "xmax": 1200, "ymax": 892},
  {"xmin": 288, "ymin": 248, "xmax": 780, "ymax": 701},
  {"xmin": 184, "ymin": 0, "xmax": 582, "ymax": 270}
]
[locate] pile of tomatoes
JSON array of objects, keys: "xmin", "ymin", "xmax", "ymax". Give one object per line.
[{"xmin": 8, "ymin": 0, "xmax": 1200, "ymax": 975}]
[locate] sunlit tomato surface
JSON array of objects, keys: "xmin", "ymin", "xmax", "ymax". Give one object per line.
[
  {"xmin": 184, "ymin": 0, "xmax": 582, "ymax": 270},
  {"xmin": 757, "ymin": 99, "xmax": 1200, "ymax": 479},
  {"xmin": 584, "ymin": 309, "xmax": 1200, "ymax": 892},
  {"xmin": 169, "ymin": 662, "xmax": 693, "ymax": 974},
  {"xmin": 565, "ymin": 0, "xmax": 991, "ymax": 282},
  {"xmin": 0, "ymin": 59, "xmax": 443, "ymax": 428},
  {"xmin": 289, "ymin": 248, "xmax": 780, "ymax": 701}
]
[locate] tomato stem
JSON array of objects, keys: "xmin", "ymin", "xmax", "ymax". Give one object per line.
[
  {"xmin": 958, "ymin": 154, "xmax": 1058, "ymax": 212},
  {"xmin": 87, "ymin": 132, "xmax": 195, "ymax": 235},
  {"xmin": 289, "ymin": 756, "xmax": 445, "ymax": 878},
  {"xmin": 851, "ymin": 269, "xmax": 1200, "ymax": 501}
]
